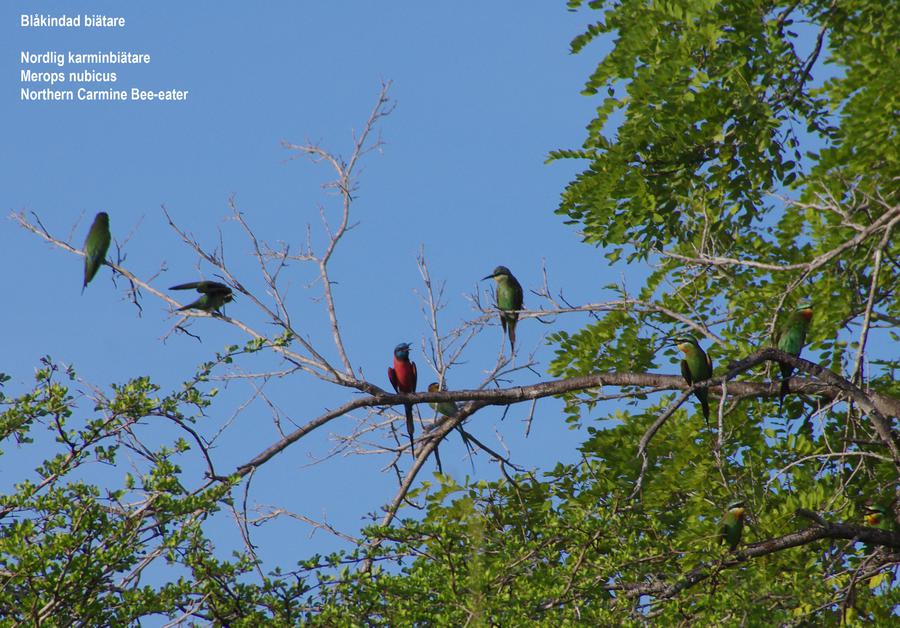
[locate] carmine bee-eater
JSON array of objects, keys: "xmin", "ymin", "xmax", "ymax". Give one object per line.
[
  {"xmin": 719, "ymin": 501, "xmax": 746, "ymax": 550},
  {"xmin": 170, "ymin": 281, "xmax": 234, "ymax": 313},
  {"xmin": 775, "ymin": 305, "xmax": 813, "ymax": 408},
  {"xmin": 674, "ymin": 336, "xmax": 713, "ymax": 427},
  {"xmin": 482, "ymin": 265, "xmax": 523, "ymax": 351},
  {"xmin": 82, "ymin": 211, "xmax": 111, "ymax": 293},
  {"xmin": 388, "ymin": 343, "xmax": 417, "ymax": 457}
]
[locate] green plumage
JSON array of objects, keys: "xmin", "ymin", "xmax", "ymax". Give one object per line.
[
  {"xmin": 427, "ymin": 382, "xmax": 476, "ymax": 464},
  {"xmin": 719, "ymin": 501, "xmax": 746, "ymax": 550},
  {"xmin": 863, "ymin": 503, "xmax": 894, "ymax": 553},
  {"xmin": 82, "ymin": 212, "xmax": 111, "ymax": 293},
  {"xmin": 170, "ymin": 281, "xmax": 234, "ymax": 313},
  {"xmin": 675, "ymin": 337, "xmax": 713, "ymax": 427},
  {"xmin": 863, "ymin": 504, "xmax": 893, "ymax": 530},
  {"xmin": 775, "ymin": 306, "xmax": 813, "ymax": 407},
  {"xmin": 483, "ymin": 266, "xmax": 523, "ymax": 351},
  {"xmin": 428, "ymin": 382, "xmax": 460, "ymax": 418}
]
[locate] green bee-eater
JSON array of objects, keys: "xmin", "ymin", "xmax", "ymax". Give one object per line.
[
  {"xmin": 719, "ymin": 501, "xmax": 746, "ymax": 550},
  {"xmin": 428, "ymin": 382, "xmax": 460, "ymax": 418},
  {"xmin": 82, "ymin": 212, "xmax": 111, "ymax": 293},
  {"xmin": 674, "ymin": 336, "xmax": 713, "ymax": 427},
  {"xmin": 863, "ymin": 503, "xmax": 894, "ymax": 553},
  {"xmin": 170, "ymin": 281, "xmax": 234, "ymax": 312},
  {"xmin": 427, "ymin": 382, "xmax": 476, "ymax": 463},
  {"xmin": 775, "ymin": 305, "xmax": 813, "ymax": 408},
  {"xmin": 863, "ymin": 504, "xmax": 892, "ymax": 529},
  {"xmin": 482, "ymin": 265, "xmax": 523, "ymax": 351}
]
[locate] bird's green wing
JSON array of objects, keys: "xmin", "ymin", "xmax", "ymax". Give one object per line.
[
  {"xmin": 680, "ymin": 359, "xmax": 693, "ymax": 385},
  {"xmin": 512, "ymin": 276, "xmax": 524, "ymax": 310}
]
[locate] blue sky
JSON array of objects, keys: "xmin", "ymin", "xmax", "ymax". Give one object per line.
[{"xmin": 2, "ymin": 2, "xmax": 624, "ymax": 569}]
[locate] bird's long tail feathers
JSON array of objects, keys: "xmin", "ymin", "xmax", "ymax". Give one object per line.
[
  {"xmin": 700, "ymin": 395, "xmax": 710, "ymax": 430},
  {"xmin": 432, "ymin": 443, "xmax": 443, "ymax": 474},
  {"xmin": 404, "ymin": 403, "xmax": 415, "ymax": 458},
  {"xmin": 779, "ymin": 377, "xmax": 790, "ymax": 410},
  {"xmin": 508, "ymin": 320, "xmax": 517, "ymax": 352},
  {"xmin": 778, "ymin": 362, "xmax": 794, "ymax": 410}
]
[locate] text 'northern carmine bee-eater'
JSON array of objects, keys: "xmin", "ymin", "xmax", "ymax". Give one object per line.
[
  {"xmin": 388, "ymin": 343, "xmax": 417, "ymax": 457},
  {"xmin": 719, "ymin": 501, "xmax": 746, "ymax": 550},
  {"xmin": 482, "ymin": 265, "xmax": 523, "ymax": 352},
  {"xmin": 170, "ymin": 281, "xmax": 234, "ymax": 313},
  {"xmin": 674, "ymin": 336, "xmax": 713, "ymax": 427},
  {"xmin": 82, "ymin": 211, "xmax": 111, "ymax": 294},
  {"xmin": 775, "ymin": 305, "xmax": 813, "ymax": 408}
]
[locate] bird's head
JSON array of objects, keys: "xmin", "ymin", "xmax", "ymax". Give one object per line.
[
  {"xmin": 795, "ymin": 302, "xmax": 813, "ymax": 320},
  {"xmin": 427, "ymin": 382, "xmax": 441, "ymax": 393},
  {"xmin": 393, "ymin": 343, "xmax": 412, "ymax": 360},
  {"xmin": 672, "ymin": 336, "xmax": 698, "ymax": 355},
  {"xmin": 863, "ymin": 504, "xmax": 888, "ymax": 526},
  {"xmin": 96, "ymin": 211, "xmax": 110, "ymax": 223},
  {"xmin": 726, "ymin": 501, "xmax": 746, "ymax": 518},
  {"xmin": 482, "ymin": 265, "xmax": 512, "ymax": 282}
]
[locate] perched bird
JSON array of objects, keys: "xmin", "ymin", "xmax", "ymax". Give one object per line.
[
  {"xmin": 427, "ymin": 382, "xmax": 476, "ymax": 465},
  {"xmin": 426, "ymin": 382, "xmax": 457, "ymax": 473},
  {"xmin": 427, "ymin": 382, "xmax": 460, "ymax": 419},
  {"xmin": 775, "ymin": 305, "xmax": 813, "ymax": 408},
  {"xmin": 863, "ymin": 504, "xmax": 892, "ymax": 529},
  {"xmin": 388, "ymin": 343, "xmax": 417, "ymax": 457},
  {"xmin": 862, "ymin": 503, "xmax": 893, "ymax": 553},
  {"xmin": 170, "ymin": 281, "xmax": 234, "ymax": 312},
  {"xmin": 82, "ymin": 211, "xmax": 111, "ymax": 293},
  {"xmin": 482, "ymin": 265, "xmax": 523, "ymax": 351},
  {"xmin": 719, "ymin": 501, "xmax": 746, "ymax": 550},
  {"xmin": 674, "ymin": 336, "xmax": 713, "ymax": 427}
]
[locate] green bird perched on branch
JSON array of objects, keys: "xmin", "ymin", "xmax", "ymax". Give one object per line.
[
  {"xmin": 482, "ymin": 265, "xmax": 523, "ymax": 352},
  {"xmin": 427, "ymin": 382, "xmax": 476, "ymax": 465},
  {"xmin": 863, "ymin": 502, "xmax": 896, "ymax": 554},
  {"xmin": 674, "ymin": 336, "xmax": 713, "ymax": 427},
  {"xmin": 82, "ymin": 212, "xmax": 111, "ymax": 293},
  {"xmin": 170, "ymin": 281, "xmax": 234, "ymax": 313},
  {"xmin": 863, "ymin": 503, "xmax": 893, "ymax": 530},
  {"xmin": 719, "ymin": 501, "xmax": 746, "ymax": 551},
  {"xmin": 427, "ymin": 382, "xmax": 460, "ymax": 419},
  {"xmin": 775, "ymin": 305, "xmax": 813, "ymax": 408}
]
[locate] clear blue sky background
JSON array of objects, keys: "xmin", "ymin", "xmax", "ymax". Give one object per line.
[{"xmin": 3, "ymin": 2, "xmax": 626, "ymax": 569}]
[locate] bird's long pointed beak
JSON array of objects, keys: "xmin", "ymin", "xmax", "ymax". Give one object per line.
[{"xmin": 482, "ymin": 273, "xmax": 495, "ymax": 281}]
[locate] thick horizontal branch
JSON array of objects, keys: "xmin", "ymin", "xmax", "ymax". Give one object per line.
[
  {"xmin": 612, "ymin": 509, "xmax": 900, "ymax": 601},
  {"xmin": 232, "ymin": 350, "xmax": 899, "ymax": 477},
  {"xmin": 371, "ymin": 371, "xmax": 899, "ymax": 418}
]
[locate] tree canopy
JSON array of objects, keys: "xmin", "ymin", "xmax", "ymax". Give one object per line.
[{"xmin": 3, "ymin": 0, "xmax": 898, "ymax": 624}]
